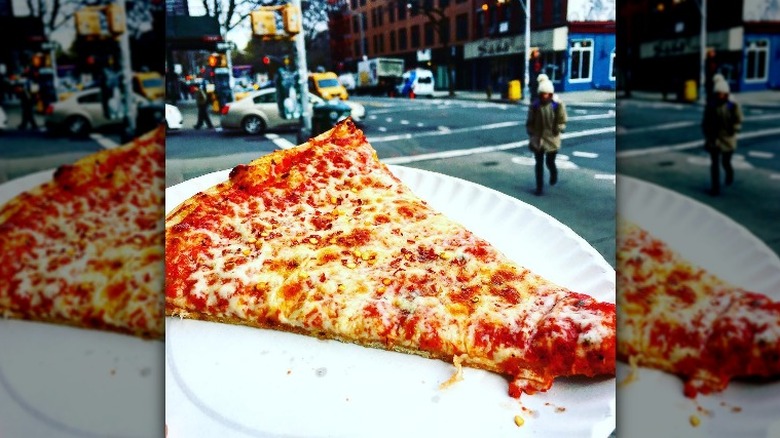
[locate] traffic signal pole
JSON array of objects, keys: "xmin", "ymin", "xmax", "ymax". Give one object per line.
[
  {"xmin": 292, "ymin": 0, "xmax": 311, "ymax": 136},
  {"xmin": 117, "ymin": 0, "xmax": 135, "ymax": 137}
]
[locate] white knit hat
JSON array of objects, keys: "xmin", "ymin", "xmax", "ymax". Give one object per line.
[
  {"xmin": 537, "ymin": 73, "xmax": 549, "ymax": 83},
  {"xmin": 713, "ymin": 73, "xmax": 726, "ymax": 84},
  {"xmin": 538, "ymin": 80, "xmax": 554, "ymax": 94},
  {"xmin": 713, "ymin": 80, "xmax": 730, "ymax": 94}
]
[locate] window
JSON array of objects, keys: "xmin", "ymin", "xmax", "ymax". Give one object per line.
[
  {"xmin": 359, "ymin": 0, "xmax": 365, "ymax": 6},
  {"xmin": 476, "ymin": 10, "xmax": 484, "ymax": 37},
  {"xmin": 378, "ymin": 6, "xmax": 384, "ymax": 26},
  {"xmin": 390, "ymin": 30, "xmax": 396, "ymax": 51},
  {"xmin": 379, "ymin": 34, "xmax": 385, "ymax": 52},
  {"xmin": 78, "ymin": 91, "xmax": 101, "ymax": 104},
  {"xmin": 373, "ymin": 35, "xmax": 379, "ymax": 53},
  {"xmin": 354, "ymin": 41, "xmax": 361, "ymax": 57},
  {"xmin": 353, "ymin": 15, "xmax": 360, "ymax": 34},
  {"xmin": 411, "ymin": 25, "xmax": 420, "ymax": 48},
  {"xmin": 423, "ymin": 0, "xmax": 433, "ymax": 10},
  {"xmin": 456, "ymin": 0, "xmax": 467, "ymax": 4},
  {"xmin": 609, "ymin": 49, "xmax": 616, "ymax": 81},
  {"xmin": 745, "ymin": 39, "xmax": 769, "ymax": 82},
  {"xmin": 441, "ymin": 17, "xmax": 450, "ymax": 44},
  {"xmin": 456, "ymin": 13, "xmax": 468, "ymax": 41},
  {"xmin": 398, "ymin": 2, "xmax": 407, "ymax": 20},
  {"xmin": 440, "ymin": 0, "xmax": 449, "ymax": 7},
  {"xmin": 254, "ymin": 91, "xmax": 276, "ymax": 104},
  {"xmin": 552, "ymin": 0, "xmax": 563, "ymax": 23},
  {"xmin": 534, "ymin": 0, "xmax": 543, "ymax": 25},
  {"xmin": 570, "ymin": 40, "xmax": 593, "ymax": 82},
  {"xmin": 424, "ymin": 22, "xmax": 434, "ymax": 46},
  {"xmin": 350, "ymin": 0, "xmax": 357, "ymax": 10},
  {"xmin": 410, "ymin": 0, "xmax": 419, "ymax": 16},
  {"xmin": 399, "ymin": 28, "xmax": 408, "ymax": 50},
  {"xmin": 362, "ymin": 12, "xmax": 368, "ymax": 30},
  {"xmin": 371, "ymin": 8, "xmax": 377, "ymax": 27}
]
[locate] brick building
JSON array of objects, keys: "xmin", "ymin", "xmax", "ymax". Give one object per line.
[{"xmin": 328, "ymin": 0, "xmax": 616, "ymax": 93}]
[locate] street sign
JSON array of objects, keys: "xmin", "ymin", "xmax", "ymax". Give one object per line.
[{"xmin": 216, "ymin": 41, "xmax": 237, "ymax": 51}]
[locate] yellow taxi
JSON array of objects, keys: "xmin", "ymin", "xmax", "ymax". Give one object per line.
[{"xmin": 308, "ymin": 72, "xmax": 349, "ymax": 100}]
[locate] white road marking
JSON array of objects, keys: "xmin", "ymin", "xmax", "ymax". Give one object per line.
[
  {"xmin": 369, "ymin": 115, "xmax": 377, "ymax": 120},
  {"xmin": 378, "ymin": 126, "xmax": 387, "ymax": 132},
  {"xmin": 747, "ymin": 150, "xmax": 775, "ymax": 159},
  {"xmin": 573, "ymin": 151, "xmax": 599, "ymax": 158},
  {"xmin": 385, "ymin": 117, "xmax": 393, "ymax": 122},
  {"xmin": 770, "ymin": 174, "xmax": 780, "ymax": 180},
  {"xmin": 416, "ymin": 122, "xmax": 424, "ymax": 127},
  {"xmin": 90, "ymin": 133, "xmax": 119, "ymax": 149},
  {"xmin": 511, "ymin": 154, "xmax": 579, "ymax": 169},
  {"xmin": 400, "ymin": 120, "xmax": 410, "ymax": 125},
  {"xmin": 381, "ymin": 126, "xmax": 615, "ymax": 164},
  {"xmin": 594, "ymin": 174, "xmax": 616, "ymax": 183},
  {"xmin": 437, "ymin": 126, "xmax": 451, "ymax": 133},
  {"xmin": 574, "ymin": 109, "xmax": 588, "ymax": 114},
  {"xmin": 617, "ymin": 127, "xmax": 780, "ymax": 158},
  {"xmin": 265, "ymin": 133, "xmax": 296, "ymax": 150},
  {"xmin": 617, "ymin": 120, "xmax": 696, "ymax": 135},
  {"xmin": 686, "ymin": 154, "xmax": 754, "ymax": 169}
]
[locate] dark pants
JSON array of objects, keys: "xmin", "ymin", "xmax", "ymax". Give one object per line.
[
  {"xmin": 708, "ymin": 148, "xmax": 734, "ymax": 194},
  {"xmin": 195, "ymin": 104, "xmax": 213, "ymax": 129},
  {"xmin": 19, "ymin": 102, "xmax": 38, "ymax": 130},
  {"xmin": 534, "ymin": 150, "xmax": 558, "ymax": 191}
]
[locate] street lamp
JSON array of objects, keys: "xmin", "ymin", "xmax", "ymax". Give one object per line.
[{"xmin": 695, "ymin": 0, "xmax": 706, "ymax": 104}]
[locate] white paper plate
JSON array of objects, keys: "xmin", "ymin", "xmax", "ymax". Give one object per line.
[
  {"xmin": 0, "ymin": 170, "xmax": 164, "ymax": 438},
  {"xmin": 616, "ymin": 175, "xmax": 780, "ymax": 438},
  {"xmin": 165, "ymin": 165, "xmax": 616, "ymax": 438}
]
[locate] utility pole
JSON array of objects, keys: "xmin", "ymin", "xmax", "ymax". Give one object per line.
[
  {"xmin": 359, "ymin": 11, "xmax": 366, "ymax": 59},
  {"xmin": 520, "ymin": 0, "xmax": 531, "ymax": 105},
  {"xmin": 117, "ymin": 0, "xmax": 135, "ymax": 137},
  {"xmin": 292, "ymin": 0, "xmax": 311, "ymax": 137},
  {"xmin": 698, "ymin": 0, "xmax": 707, "ymax": 104}
]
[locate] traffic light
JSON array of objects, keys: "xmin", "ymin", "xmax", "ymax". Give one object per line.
[
  {"xmin": 75, "ymin": 5, "xmax": 125, "ymax": 37},
  {"xmin": 283, "ymin": 5, "xmax": 301, "ymax": 35},
  {"xmin": 106, "ymin": 3, "xmax": 126, "ymax": 35},
  {"xmin": 31, "ymin": 53, "xmax": 44, "ymax": 68},
  {"xmin": 251, "ymin": 9, "xmax": 277, "ymax": 36},
  {"xmin": 262, "ymin": 56, "xmax": 271, "ymax": 65},
  {"xmin": 207, "ymin": 53, "xmax": 227, "ymax": 68}
]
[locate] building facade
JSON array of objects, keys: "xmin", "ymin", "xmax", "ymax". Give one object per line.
[
  {"xmin": 328, "ymin": 0, "xmax": 616, "ymax": 93},
  {"xmin": 619, "ymin": 0, "xmax": 779, "ymax": 96}
]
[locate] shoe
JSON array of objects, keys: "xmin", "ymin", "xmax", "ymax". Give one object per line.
[
  {"xmin": 193, "ymin": 125, "xmax": 201, "ymax": 130},
  {"xmin": 534, "ymin": 187, "xmax": 543, "ymax": 196},
  {"xmin": 708, "ymin": 188, "xmax": 720, "ymax": 196},
  {"xmin": 550, "ymin": 173, "xmax": 557, "ymax": 186}
]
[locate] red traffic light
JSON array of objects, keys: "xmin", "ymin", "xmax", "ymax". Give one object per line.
[{"xmin": 262, "ymin": 56, "xmax": 271, "ymax": 65}]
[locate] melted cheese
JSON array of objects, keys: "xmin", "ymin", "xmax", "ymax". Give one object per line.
[{"xmin": 166, "ymin": 124, "xmax": 616, "ymax": 395}]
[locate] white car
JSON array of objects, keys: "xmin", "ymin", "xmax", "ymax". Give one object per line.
[
  {"xmin": 45, "ymin": 88, "xmax": 149, "ymax": 136},
  {"xmin": 165, "ymin": 103, "xmax": 183, "ymax": 131},
  {"xmin": 221, "ymin": 88, "xmax": 355, "ymax": 135}
]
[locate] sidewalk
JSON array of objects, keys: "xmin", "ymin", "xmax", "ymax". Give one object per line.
[
  {"xmin": 618, "ymin": 89, "xmax": 780, "ymax": 108},
  {"xmin": 432, "ymin": 89, "xmax": 616, "ymax": 106}
]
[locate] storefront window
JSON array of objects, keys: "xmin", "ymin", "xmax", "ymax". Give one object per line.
[
  {"xmin": 569, "ymin": 39, "xmax": 593, "ymax": 82},
  {"xmin": 543, "ymin": 52, "xmax": 565, "ymax": 83},
  {"xmin": 609, "ymin": 49, "xmax": 616, "ymax": 81},
  {"xmin": 745, "ymin": 39, "xmax": 769, "ymax": 82}
]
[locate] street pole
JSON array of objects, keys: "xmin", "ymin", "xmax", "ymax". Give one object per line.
[
  {"xmin": 292, "ymin": 0, "xmax": 311, "ymax": 137},
  {"xmin": 359, "ymin": 11, "xmax": 366, "ymax": 59},
  {"xmin": 117, "ymin": 0, "xmax": 135, "ymax": 137},
  {"xmin": 699, "ymin": 0, "xmax": 707, "ymax": 104},
  {"xmin": 520, "ymin": 0, "xmax": 531, "ymax": 105}
]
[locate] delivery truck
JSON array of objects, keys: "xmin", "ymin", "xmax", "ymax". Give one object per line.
[{"xmin": 356, "ymin": 57, "xmax": 404, "ymax": 96}]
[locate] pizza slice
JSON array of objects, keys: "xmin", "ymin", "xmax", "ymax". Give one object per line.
[
  {"xmin": 165, "ymin": 119, "xmax": 615, "ymax": 397},
  {"xmin": 617, "ymin": 218, "xmax": 780, "ymax": 397},
  {"xmin": 0, "ymin": 127, "xmax": 165, "ymax": 339}
]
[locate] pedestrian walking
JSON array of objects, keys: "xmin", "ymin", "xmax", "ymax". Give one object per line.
[
  {"xmin": 702, "ymin": 79, "xmax": 742, "ymax": 196},
  {"xmin": 194, "ymin": 83, "xmax": 214, "ymax": 129},
  {"xmin": 17, "ymin": 81, "xmax": 39, "ymax": 131},
  {"xmin": 526, "ymin": 79, "xmax": 567, "ymax": 196}
]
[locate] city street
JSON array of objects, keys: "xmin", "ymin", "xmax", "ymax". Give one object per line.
[
  {"xmin": 166, "ymin": 95, "xmax": 617, "ymax": 267},
  {"xmin": 0, "ymin": 102, "xmax": 125, "ymax": 182},
  {"xmin": 616, "ymin": 93, "xmax": 780, "ymax": 258}
]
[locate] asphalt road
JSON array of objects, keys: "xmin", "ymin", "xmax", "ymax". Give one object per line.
[
  {"xmin": 0, "ymin": 104, "xmax": 125, "ymax": 182},
  {"xmin": 616, "ymin": 97, "xmax": 780, "ymax": 258},
  {"xmin": 167, "ymin": 96, "xmax": 617, "ymax": 267}
]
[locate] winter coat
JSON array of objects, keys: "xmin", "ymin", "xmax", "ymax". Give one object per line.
[
  {"xmin": 702, "ymin": 99, "xmax": 743, "ymax": 152},
  {"xmin": 526, "ymin": 97, "xmax": 567, "ymax": 153}
]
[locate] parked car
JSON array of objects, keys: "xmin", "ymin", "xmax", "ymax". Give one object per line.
[
  {"xmin": 220, "ymin": 88, "xmax": 352, "ymax": 135},
  {"xmin": 396, "ymin": 68, "xmax": 435, "ymax": 97},
  {"xmin": 165, "ymin": 103, "xmax": 183, "ymax": 131},
  {"xmin": 132, "ymin": 72, "xmax": 165, "ymax": 101},
  {"xmin": 45, "ymin": 88, "xmax": 149, "ymax": 136}
]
